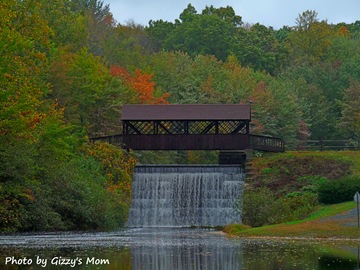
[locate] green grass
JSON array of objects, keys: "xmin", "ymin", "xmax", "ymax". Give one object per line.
[
  {"xmin": 300, "ymin": 201, "xmax": 356, "ymax": 221},
  {"xmin": 225, "ymin": 201, "xmax": 360, "ymax": 239}
]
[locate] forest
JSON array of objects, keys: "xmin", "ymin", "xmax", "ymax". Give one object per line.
[{"xmin": 1, "ymin": 0, "xmax": 360, "ymax": 232}]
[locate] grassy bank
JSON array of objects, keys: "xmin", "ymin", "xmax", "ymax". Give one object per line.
[
  {"xmin": 226, "ymin": 151, "xmax": 360, "ymax": 240},
  {"xmin": 247, "ymin": 151, "xmax": 359, "ymax": 196},
  {"xmin": 225, "ymin": 201, "xmax": 360, "ymax": 239}
]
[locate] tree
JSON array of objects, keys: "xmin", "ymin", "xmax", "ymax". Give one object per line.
[
  {"xmin": 38, "ymin": 0, "xmax": 88, "ymax": 51},
  {"xmin": 288, "ymin": 10, "xmax": 336, "ymax": 63},
  {"xmin": 110, "ymin": 65, "xmax": 169, "ymax": 104},
  {"xmin": 147, "ymin": 19, "xmax": 176, "ymax": 49},
  {"xmin": 201, "ymin": 5, "xmax": 242, "ymax": 27},
  {"xmin": 0, "ymin": 0, "xmax": 52, "ymax": 144},
  {"xmin": 232, "ymin": 23, "xmax": 287, "ymax": 74},
  {"xmin": 49, "ymin": 49, "xmax": 132, "ymax": 135},
  {"xmin": 165, "ymin": 12, "xmax": 234, "ymax": 60},
  {"xmin": 147, "ymin": 5, "xmax": 241, "ymax": 61},
  {"xmin": 179, "ymin": 4, "xmax": 197, "ymax": 22},
  {"xmin": 69, "ymin": 0, "xmax": 116, "ymax": 56},
  {"xmin": 81, "ymin": 142, "xmax": 136, "ymax": 207},
  {"xmin": 295, "ymin": 10, "xmax": 318, "ymax": 30},
  {"xmin": 150, "ymin": 51, "xmax": 199, "ymax": 104},
  {"xmin": 219, "ymin": 70, "xmax": 302, "ymax": 147},
  {"xmin": 281, "ymin": 62, "xmax": 343, "ymax": 140},
  {"xmin": 339, "ymin": 79, "xmax": 360, "ymax": 138},
  {"xmin": 104, "ymin": 22, "xmax": 154, "ymax": 68},
  {"xmin": 0, "ymin": 0, "xmax": 85, "ymax": 231}
]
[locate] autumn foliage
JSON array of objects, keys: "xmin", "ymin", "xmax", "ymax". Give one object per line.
[
  {"xmin": 2, "ymin": 0, "xmax": 360, "ymax": 232},
  {"xmin": 81, "ymin": 142, "xmax": 136, "ymax": 202},
  {"xmin": 110, "ymin": 65, "xmax": 169, "ymax": 104}
]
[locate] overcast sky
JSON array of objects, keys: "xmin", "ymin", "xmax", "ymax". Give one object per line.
[{"xmin": 103, "ymin": 0, "xmax": 359, "ymax": 29}]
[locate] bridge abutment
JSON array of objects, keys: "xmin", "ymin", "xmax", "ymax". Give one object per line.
[{"xmin": 218, "ymin": 149, "xmax": 253, "ymax": 167}]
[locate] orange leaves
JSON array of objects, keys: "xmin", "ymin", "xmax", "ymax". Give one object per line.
[
  {"xmin": 337, "ymin": 25, "xmax": 350, "ymax": 37},
  {"xmin": 132, "ymin": 69, "xmax": 156, "ymax": 103},
  {"xmin": 110, "ymin": 65, "xmax": 130, "ymax": 80},
  {"xmin": 110, "ymin": 64, "xmax": 169, "ymax": 104}
]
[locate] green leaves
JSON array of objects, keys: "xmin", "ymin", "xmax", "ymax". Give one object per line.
[
  {"xmin": 288, "ymin": 11, "xmax": 336, "ymax": 63},
  {"xmin": 339, "ymin": 79, "xmax": 360, "ymax": 138},
  {"xmin": 49, "ymin": 49, "xmax": 127, "ymax": 135},
  {"xmin": 0, "ymin": 0, "xmax": 136, "ymax": 232}
]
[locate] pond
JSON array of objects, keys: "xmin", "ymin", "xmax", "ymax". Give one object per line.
[{"xmin": 0, "ymin": 228, "xmax": 359, "ymax": 270}]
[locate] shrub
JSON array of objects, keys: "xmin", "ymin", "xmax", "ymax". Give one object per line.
[
  {"xmin": 237, "ymin": 187, "xmax": 281, "ymax": 227},
  {"xmin": 318, "ymin": 176, "xmax": 360, "ymax": 204},
  {"xmin": 281, "ymin": 192, "xmax": 318, "ymax": 220}
]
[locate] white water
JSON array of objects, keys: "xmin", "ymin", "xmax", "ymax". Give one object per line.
[{"xmin": 128, "ymin": 165, "xmax": 244, "ymax": 227}]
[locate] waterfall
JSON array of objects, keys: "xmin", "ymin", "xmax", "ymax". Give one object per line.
[{"xmin": 128, "ymin": 165, "xmax": 244, "ymax": 227}]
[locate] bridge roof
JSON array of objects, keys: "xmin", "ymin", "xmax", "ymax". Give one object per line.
[{"xmin": 121, "ymin": 104, "xmax": 251, "ymax": 121}]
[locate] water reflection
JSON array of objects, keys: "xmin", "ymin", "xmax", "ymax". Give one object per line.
[
  {"xmin": 0, "ymin": 228, "xmax": 359, "ymax": 270},
  {"xmin": 129, "ymin": 229, "xmax": 242, "ymax": 270},
  {"xmin": 132, "ymin": 245, "xmax": 241, "ymax": 270}
]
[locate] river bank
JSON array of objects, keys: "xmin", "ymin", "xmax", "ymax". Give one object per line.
[{"xmin": 224, "ymin": 201, "xmax": 360, "ymax": 241}]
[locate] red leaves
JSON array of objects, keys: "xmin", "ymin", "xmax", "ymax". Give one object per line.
[{"xmin": 110, "ymin": 65, "xmax": 169, "ymax": 104}]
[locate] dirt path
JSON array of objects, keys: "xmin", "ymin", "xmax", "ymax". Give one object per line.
[{"xmin": 321, "ymin": 207, "xmax": 360, "ymax": 227}]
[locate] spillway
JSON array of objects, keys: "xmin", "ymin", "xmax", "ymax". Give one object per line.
[{"xmin": 128, "ymin": 165, "xmax": 244, "ymax": 227}]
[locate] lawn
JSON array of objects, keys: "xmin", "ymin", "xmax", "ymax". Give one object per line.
[{"xmin": 224, "ymin": 201, "xmax": 360, "ymax": 240}]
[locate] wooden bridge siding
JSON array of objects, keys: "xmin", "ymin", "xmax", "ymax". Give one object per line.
[
  {"xmin": 91, "ymin": 134, "xmax": 285, "ymax": 152},
  {"xmin": 122, "ymin": 134, "xmax": 251, "ymax": 150},
  {"xmin": 250, "ymin": 135, "xmax": 285, "ymax": 152}
]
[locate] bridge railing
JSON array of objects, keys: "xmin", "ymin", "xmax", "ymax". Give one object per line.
[
  {"xmin": 90, "ymin": 134, "xmax": 124, "ymax": 146},
  {"xmin": 249, "ymin": 134, "xmax": 285, "ymax": 152}
]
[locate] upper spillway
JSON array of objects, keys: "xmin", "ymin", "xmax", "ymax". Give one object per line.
[{"xmin": 128, "ymin": 165, "xmax": 244, "ymax": 227}]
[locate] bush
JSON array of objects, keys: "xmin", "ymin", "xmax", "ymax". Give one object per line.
[
  {"xmin": 318, "ymin": 176, "xmax": 360, "ymax": 204},
  {"xmin": 236, "ymin": 187, "xmax": 274, "ymax": 227},
  {"xmin": 281, "ymin": 192, "xmax": 318, "ymax": 220}
]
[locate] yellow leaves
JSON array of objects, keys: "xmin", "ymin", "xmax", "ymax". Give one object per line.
[{"xmin": 81, "ymin": 141, "xmax": 136, "ymax": 196}]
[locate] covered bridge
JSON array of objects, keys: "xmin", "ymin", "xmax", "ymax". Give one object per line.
[{"xmin": 93, "ymin": 104, "xmax": 284, "ymax": 152}]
